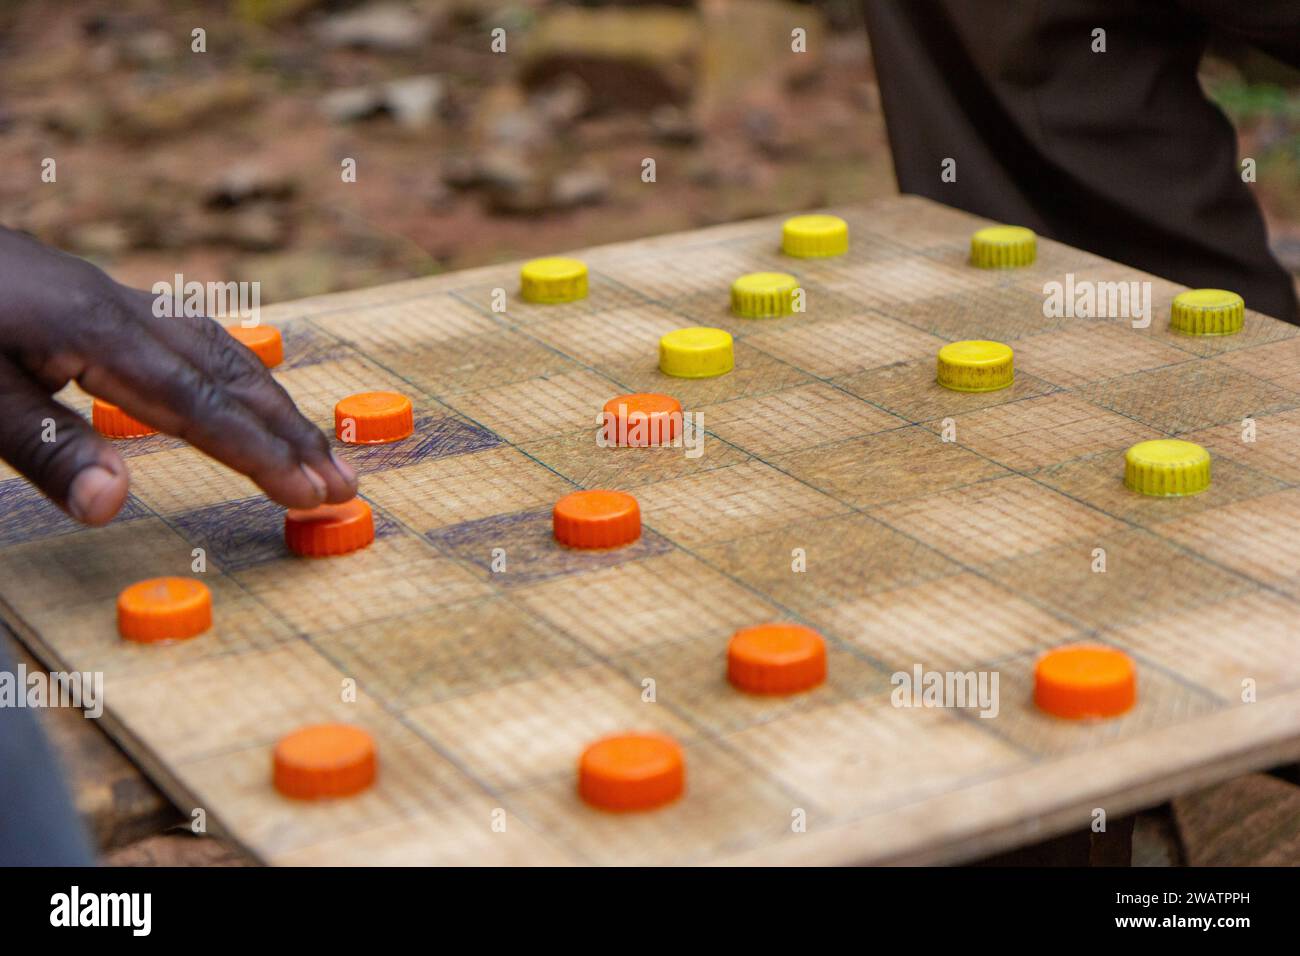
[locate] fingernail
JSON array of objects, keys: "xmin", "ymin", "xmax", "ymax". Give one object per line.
[
  {"xmin": 68, "ymin": 465, "xmax": 126, "ymax": 525},
  {"xmin": 331, "ymin": 451, "xmax": 357, "ymax": 486},
  {"xmin": 300, "ymin": 463, "xmax": 328, "ymax": 501}
]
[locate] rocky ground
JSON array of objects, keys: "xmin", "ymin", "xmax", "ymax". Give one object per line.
[{"xmin": 0, "ymin": 1, "xmax": 1295, "ymax": 304}]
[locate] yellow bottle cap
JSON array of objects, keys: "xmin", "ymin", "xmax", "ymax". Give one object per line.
[
  {"xmin": 659, "ymin": 327, "xmax": 734, "ymax": 379},
  {"xmin": 730, "ymin": 272, "xmax": 799, "ymax": 318},
  {"xmin": 520, "ymin": 257, "xmax": 588, "ymax": 304},
  {"xmin": 936, "ymin": 340, "xmax": 1014, "ymax": 392},
  {"xmin": 781, "ymin": 214, "xmax": 849, "ymax": 258},
  {"xmin": 1170, "ymin": 289, "xmax": 1244, "ymax": 336},
  {"xmin": 1124, "ymin": 439, "xmax": 1211, "ymax": 497},
  {"xmin": 970, "ymin": 225, "xmax": 1037, "ymax": 269}
]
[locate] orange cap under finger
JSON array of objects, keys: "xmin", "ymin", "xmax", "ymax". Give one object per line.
[
  {"xmin": 273, "ymin": 723, "xmax": 377, "ymax": 800},
  {"xmin": 285, "ymin": 498, "xmax": 375, "ymax": 557},
  {"xmin": 578, "ymin": 732, "xmax": 685, "ymax": 811},
  {"xmin": 92, "ymin": 399, "xmax": 157, "ymax": 439},
  {"xmin": 335, "ymin": 391, "xmax": 414, "ymax": 444},
  {"xmin": 1034, "ymin": 644, "xmax": 1137, "ymax": 719},
  {"xmin": 117, "ymin": 577, "xmax": 212, "ymax": 643},
  {"xmin": 225, "ymin": 324, "xmax": 284, "ymax": 368}
]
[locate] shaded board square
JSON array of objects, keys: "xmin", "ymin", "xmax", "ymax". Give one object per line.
[
  {"xmin": 1011, "ymin": 323, "xmax": 1191, "ymax": 388},
  {"xmin": 404, "ymin": 663, "xmax": 694, "ymax": 791},
  {"xmin": 442, "ymin": 369, "xmax": 623, "ymax": 443},
  {"xmin": 1157, "ymin": 489, "xmax": 1300, "ymax": 595},
  {"xmin": 691, "ymin": 513, "xmax": 960, "ymax": 615},
  {"xmin": 835, "ymin": 358, "xmax": 1058, "ymax": 424},
  {"xmin": 635, "ymin": 460, "xmax": 850, "ymax": 547},
  {"xmin": 312, "ymin": 595, "xmax": 593, "ymax": 711},
  {"xmin": 700, "ymin": 383, "xmax": 907, "ymax": 457},
  {"xmin": 1103, "ymin": 590, "xmax": 1300, "ymax": 702},
  {"xmin": 170, "ymin": 495, "xmax": 402, "ymax": 572},
  {"xmin": 1033, "ymin": 447, "xmax": 1286, "ymax": 528},
  {"xmin": 869, "ymin": 475, "xmax": 1125, "ymax": 567},
  {"xmin": 274, "ymin": 322, "xmax": 352, "ymax": 369},
  {"xmin": 928, "ymin": 392, "xmax": 1160, "ymax": 473},
  {"xmin": 361, "ymin": 445, "xmax": 574, "ymax": 533},
  {"xmin": 126, "ymin": 446, "xmax": 262, "ymax": 515},
  {"xmin": 392, "ymin": 329, "xmax": 584, "ymax": 396},
  {"xmin": 519, "ymin": 426, "xmax": 748, "ymax": 491},
  {"xmin": 1155, "ymin": 308, "xmax": 1300, "ymax": 360},
  {"xmin": 880, "ymin": 285, "xmax": 1071, "ymax": 343},
  {"xmin": 594, "ymin": 242, "xmax": 777, "ymax": 309},
  {"xmin": 968, "ymin": 650, "xmax": 1219, "ymax": 761},
  {"xmin": 234, "ymin": 534, "xmax": 492, "ymax": 633},
  {"xmin": 1007, "ymin": 263, "xmax": 1185, "ymax": 321},
  {"xmin": 0, "ymin": 478, "xmax": 149, "ymax": 547},
  {"xmin": 772, "ymin": 424, "xmax": 1010, "ymax": 509},
  {"xmin": 512, "ymin": 550, "xmax": 784, "ymax": 657},
  {"xmin": 604, "ymin": 631, "xmax": 893, "ymax": 737},
  {"xmin": 815, "ymin": 254, "xmax": 989, "ymax": 313},
  {"xmin": 505, "ymin": 739, "xmax": 800, "ymax": 865},
  {"xmin": 1184, "ymin": 407, "xmax": 1300, "ymax": 485},
  {"xmin": 1215, "ymin": 336, "xmax": 1300, "ymax": 393},
  {"xmin": 1078, "ymin": 359, "xmax": 1300, "ymax": 433},
  {"xmin": 805, "ymin": 571, "xmax": 1079, "ymax": 674},
  {"xmin": 426, "ymin": 506, "xmax": 672, "ymax": 587},
  {"xmin": 983, "ymin": 527, "xmax": 1257, "ymax": 632},
  {"xmin": 332, "ymin": 414, "xmax": 501, "ymax": 476},
  {"xmin": 723, "ymin": 694, "xmax": 1027, "ymax": 821},
  {"xmin": 746, "ymin": 313, "xmax": 946, "ymax": 378},
  {"xmin": 602, "ymin": 342, "xmax": 816, "ymax": 407}
]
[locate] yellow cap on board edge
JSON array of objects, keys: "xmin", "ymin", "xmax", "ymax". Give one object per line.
[
  {"xmin": 1170, "ymin": 289, "xmax": 1244, "ymax": 336},
  {"xmin": 520, "ymin": 257, "xmax": 588, "ymax": 304},
  {"xmin": 781, "ymin": 214, "xmax": 849, "ymax": 258},
  {"xmin": 970, "ymin": 225, "xmax": 1037, "ymax": 269}
]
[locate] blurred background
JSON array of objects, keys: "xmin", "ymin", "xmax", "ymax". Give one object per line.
[{"xmin": 0, "ymin": 0, "xmax": 1297, "ymax": 305}]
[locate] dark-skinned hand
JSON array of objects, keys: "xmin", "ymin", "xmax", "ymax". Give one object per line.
[{"xmin": 0, "ymin": 227, "xmax": 357, "ymax": 524}]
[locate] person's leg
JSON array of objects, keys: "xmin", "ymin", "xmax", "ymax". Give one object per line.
[{"xmin": 0, "ymin": 641, "xmax": 94, "ymax": 865}]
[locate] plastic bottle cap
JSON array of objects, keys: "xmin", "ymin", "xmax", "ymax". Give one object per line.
[
  {"xmin": 731, "ymin": 271, "xmax": 800, "ymax": 318},
  {"xmin": 334, "ymin": 391, "xmax": 414, "ymax": 444},
  {"xmin": 117, "ymin": 577, "xmax": 212, "ymax": 643},
  {"xmin": 659, "ymin": 326, "xmax": 734, "ymax": 379},
  {"xmin": 781, "ymin": 214, "xmax": 849, "ymax": 258},
  {"xmin": 970, "ymin": 225, "xmax": 1037, "ymax": 269},
  {"xmin": 553, "ymin": 490, "xmax": 641, "ymax": 549},
  {"xmin": 578, "ymin": 733, "xmax": 685, "ymax": 811},
  {"xmin": 92, "ymin": 399, "xmax": 157, "ymax": 439},
  {"xmin": 520, "ymin": 256, "xmax": 588, "ymax": 303},
  {"xmin": 1124, "ymin": 439, "xmax": 1211, "ymax": 497},
  {"xmin": 727, "ymin": 623, "xmax": 827, "ymax": 694},
  {"xmin": 285, "ymin": 498, "xmax": 376, "ymax": 556},
  {"xmin": 273, "ymin": 723, "xmax": 377, "ymax": 800},
  {"xmin": 602, "ymin": 393, "xmax": 682, "ymax": 446},
  {"xmin": 225, "ymin": 324, "xmax": 284, "ymax": 367},
  {"xmin": 936, "ymin": 340, "xmax": 1015, "ymax": 392},
  {"xmin": 1034, "ymin": 645, "xmax": 1137, "ymax": 720},
  {"xmin": 1170, "ymin": 289, "xmax": 1245, "ymax": 336}
]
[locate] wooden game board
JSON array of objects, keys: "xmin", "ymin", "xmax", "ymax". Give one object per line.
[{"xmin": 3, "ymin": 195, "xmax": 1300, "ymax": 865}]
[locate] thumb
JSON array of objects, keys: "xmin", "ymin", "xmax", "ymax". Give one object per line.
[{"xmin": 0, "ymin": 359, "xmax": 128, "ymax": 525}]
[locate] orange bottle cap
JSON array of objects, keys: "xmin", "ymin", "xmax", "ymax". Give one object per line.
[
  {"xmin": 578, "ymin": 733, "xmax": 685, "ymax": 811},
  {"xmin": 334, "ymin": 391, "xmax": 414, "ymax": 444},
  {"xmin": 1034, "ymin": 644, "xmax": 1137, "ymax": 719},
  {"xmin": 225, "ymin": 323, "xmax": 284, "ymax": 368},
  {"xmin": 273, "ymin": 723, "xmax": 377, "ymax": 800},
  {"xmin": 553, "ymin": 490, "xmax": 641, "ymax": 549},
  {"xmin": 602, "ymin": 393, "xmax": 682, "ymax": 446},
  {"xmin": 285, "ymin": 497, "xmax": 375, "ymax": 556},
  {"xmin": 117, "ymin": 577, "xmax": 212, "ymax": 643},
  {"xmin": 92, "ymin": 399, "xmax": 156, "ymax": 439},
  {"xmin": 727, "ymin": 623, "xmax": 827, "ymax": 694}
]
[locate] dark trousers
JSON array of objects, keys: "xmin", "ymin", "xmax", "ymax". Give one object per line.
[{"xmin": 863, "ymin": 0, "xmax": 1300, "ymax": 323}]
